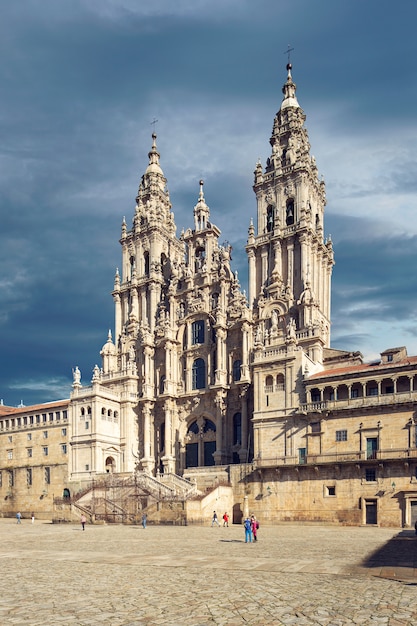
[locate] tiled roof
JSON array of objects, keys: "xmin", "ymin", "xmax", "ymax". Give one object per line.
[
  {"xmin": 0, "ymin": 399, "xmax": 69, "ymax": 418},
  {"xmin": 308, "ymin": 355, "xmax": 417, "ymax": 381}
]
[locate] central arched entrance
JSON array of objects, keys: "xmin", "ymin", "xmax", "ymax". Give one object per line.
[{"xmin": 185, "ymin": 418, "xmax": 216, "ymax": 467}]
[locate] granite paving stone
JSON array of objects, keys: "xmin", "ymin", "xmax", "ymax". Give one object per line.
[{"xmin": 0, "ymin": 519, "xmax": 417, "ymax": 624}]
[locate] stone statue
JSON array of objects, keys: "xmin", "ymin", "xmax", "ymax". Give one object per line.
[{"xmin": 72, "ymin": 366, "xmax": 81, "ymax": 385}]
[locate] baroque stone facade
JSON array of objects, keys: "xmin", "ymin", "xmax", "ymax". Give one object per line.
[{"xmin": 1, "ymin": 64, "xmax": 417, "ymax": 526}]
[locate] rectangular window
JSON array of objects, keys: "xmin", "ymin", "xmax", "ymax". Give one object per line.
[
  {"xmin": 56, "ymin": 412, "xmax": 61, "ymax": 420},
  {"xmin": 43, "ymin": 431, "xmax": 48, "ymax": 439},
  {"xmin": 61, "ymin": 444, "xmax": 67, "ymax": 454},
  {"xmin": 298, "ymin": 448, "xmax": 306, "ymax": 464},
  {"xmin": 365, "ymin": 468, "xmax": 376, "ymax": 482},
  {"xmin": 366, "ymin": 437, "xmax": 378, "ymax": 460},
  {"xmin": 44, "ymin": 467, "xmax": 50, "ymax": 484},
  {"xmin": 61, "ymin": 428, "xmax": 67, "ymax": 437},
  {"xmin": 43, "ymin": 446, "xmax": 48, "ymax": 456},
  {"xmin": 36, "ymin": 415, "xmax": 40, "ymax": 424},
  {"xmin": 85, "ymin": 421, "xmax": 89, "ymax": 429},
  {"xmin": 27, "ymin": 468, "xmax": 32, "ymax": 486},
  {"xmin": 311, "ymin": 421, "xmax": 320, "ymax": 433},
  {"xmin": 8, "ymin": 470, "xmax": 14, "ymax": 487},
  {"xmin": 191, "ymin": 320, "xmax": 205, "ymax": 345},
  {"xmin": 85, "ymin": 464, "xmax": 90, "ymax": 471},
  {"xmin": 27, "ymin": 448, "xmax": 32, "ymax": 458},
  {"xmin": 27, "ymin": 433, "xmax": 32, "ymax": 441},
  {"xmin": 30, "ymin": 416, "xmax": 34, "ymax": 425},
  {"xmin": 7, "ymin": 450, "xmax": 13, "ymax": 460},
  {"xmin": 63, "ymin": 411, "xmax": 67, "ymax": 419},
  {"xmin": 8, "ymin": 435, "xmax": 12, "ymax": 443},
  {"xmin": 336, "ymin": 430, "xmax": 347, "ymax": 442},
  {"xmin": 326, "ymin": 486, "xmax": 336, "ymax": 496}
]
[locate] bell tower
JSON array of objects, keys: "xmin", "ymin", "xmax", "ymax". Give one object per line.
[{"xmin": 246, "ymin": 63, "xmax": 334, "ymax": 363}]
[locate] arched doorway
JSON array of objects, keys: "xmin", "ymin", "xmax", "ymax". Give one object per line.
[
  {"xmin": 105, "ymin": 456, "xmax": 116, "ymax": 473},
  {"xmin": 185, "ymin": 418, "xmax": 216, "ymax": 467}
]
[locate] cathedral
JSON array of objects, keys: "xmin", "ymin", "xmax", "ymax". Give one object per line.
[
  {"xmin": 69, "ymin": 61, "xmax": 332, "ymax": 481},
  {"xmin": 1, "ymin": 64, "xmax": 417, "ymax": 527}
]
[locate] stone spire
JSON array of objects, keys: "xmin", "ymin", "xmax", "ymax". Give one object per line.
[
  {"xmin": 134, "ymin": 134, "xmax": 175, "ymax": 236},
  {"xmin": 193, "ymin": 180, "xmax": 210, "ymax": 231}
]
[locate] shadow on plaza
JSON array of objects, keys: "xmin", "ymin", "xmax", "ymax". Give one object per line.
[{"xmin": 362, "ymin": 529, "xmax": 417, "ymax": 579}]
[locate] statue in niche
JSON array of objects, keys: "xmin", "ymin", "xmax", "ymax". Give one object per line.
[{"xmin": 271, "ymin": 309, "xmax": 278, "ymax": 330}]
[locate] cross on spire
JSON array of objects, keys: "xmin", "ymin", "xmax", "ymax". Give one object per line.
[
  {"xmin": 284, "ymin": 44, "xmax": 294, "ymax": 64},
  {"xmin": 151, "ymin": 118, "xmax": 158, "ymax": 132}
]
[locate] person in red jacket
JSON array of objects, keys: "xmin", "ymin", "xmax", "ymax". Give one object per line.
[
  {"xmin": 251, "ymin": 515, "xmax": 259, "ymax": 541},
  {"xmin": 222, "ymin": 512, "xmax": 229, "ymax": 527}
]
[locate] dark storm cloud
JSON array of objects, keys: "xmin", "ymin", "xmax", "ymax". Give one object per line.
[{"xmin": 1, "ymin": 0, "xmax": 417, "ymax": 405}]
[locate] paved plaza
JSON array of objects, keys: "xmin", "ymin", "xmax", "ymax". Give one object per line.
[{"xmin": 0, "ymin": 518, "xmax": 416, "ymax": 625}]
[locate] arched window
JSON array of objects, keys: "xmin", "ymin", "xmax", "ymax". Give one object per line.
[
  {"xmin": 203, "ymin": 420, "xmax": 216, "ymax": 433},
  {"xmin": 233, "ymin": 359, "xmax": 242, "ymax": 382},
  {"xmin": 233, "ymin": 413, "xmax": 242, "ymax": 445},
  {"xmin": 192, "ymin": 358, "xmax": 206, "ymax": 390},
  {"xmin": 211, "ymin": 293, "xmax": 219, "ymax": 310},
  {"xmin": 266, "ymin": 205, "xmax": 274, "ymax": 232},
  {"xmin": 144, "ymin": 251, "xmax": 150, "ymax": 277},
  {"xmin": 286, "ymin": 199, "xmax": 294, "ymax": 225},
  {"xmin": 159, "ymin": 375, "xmax": 166, "ymax": 395},
  {"xmin": 192, "ymin": 320, "xmax": 205, "ymax": 345},
  {"xmin": 195, "ymin": 246, "xmax": 206, "ymax": 271},
  {"xmin": 87, "ymin": 406, "xmax": 92, "ymax": 415},
  {"xmin": 187, "ymin": 421, "xmax": 199, "ymax": 435},
  {"xmin": 276, "ymin": 373, "xmax": 285, "ymax": 391}
]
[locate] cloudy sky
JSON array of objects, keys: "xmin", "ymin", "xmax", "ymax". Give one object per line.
[{"xmin": 1, "ymin": 0, "xmax": 416, "ymax": 407}]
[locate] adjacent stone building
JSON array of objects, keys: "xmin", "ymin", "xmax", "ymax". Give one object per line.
[{"xmin": 1, "ymin": 64, "xmax": 417, "ymax": 527}]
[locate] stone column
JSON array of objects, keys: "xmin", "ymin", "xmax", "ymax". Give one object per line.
[
  {"xmin": 141, "ymin": 402, "xmax": 155, "ymax": 474},
  {"xmin": 247, "ymin": 249, "xmax": 256, "ymax": 309},
  {"xmin": 213, "ymin": 393, "xmax": 226, "ymax": 465},
  {"xmin": 239, "ymin": 384, "xmax": 249, "ymax": 463}
]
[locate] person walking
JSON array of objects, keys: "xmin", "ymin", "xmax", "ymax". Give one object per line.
[
  {"xmin": 142, "ymin": 513, "xmax": 147, "ymax": 529},
  {"xmin": 222, "ymin": 512, "xmax": 229, "ymax": 527},
  {"xmin": 81, "ymin": 514, "xmax": 87, "ymax": 531},
  {"xmin": 31, "ymin": 512, "xmax": 35, "ymax": 524},
  {"xmin": 16, "ymin": 512, "xmax": 22, "ymax": 524},
  {"xmin": 211, "ymin": 511, "xmax": 220, "ymax": 527},
  {"xmin": 244, "ymin": 517, "xmax": 252, "ymax": 543},
  {"xmin": 251, "ymin": 515, "xmax": 259, "ymax": 541}
]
